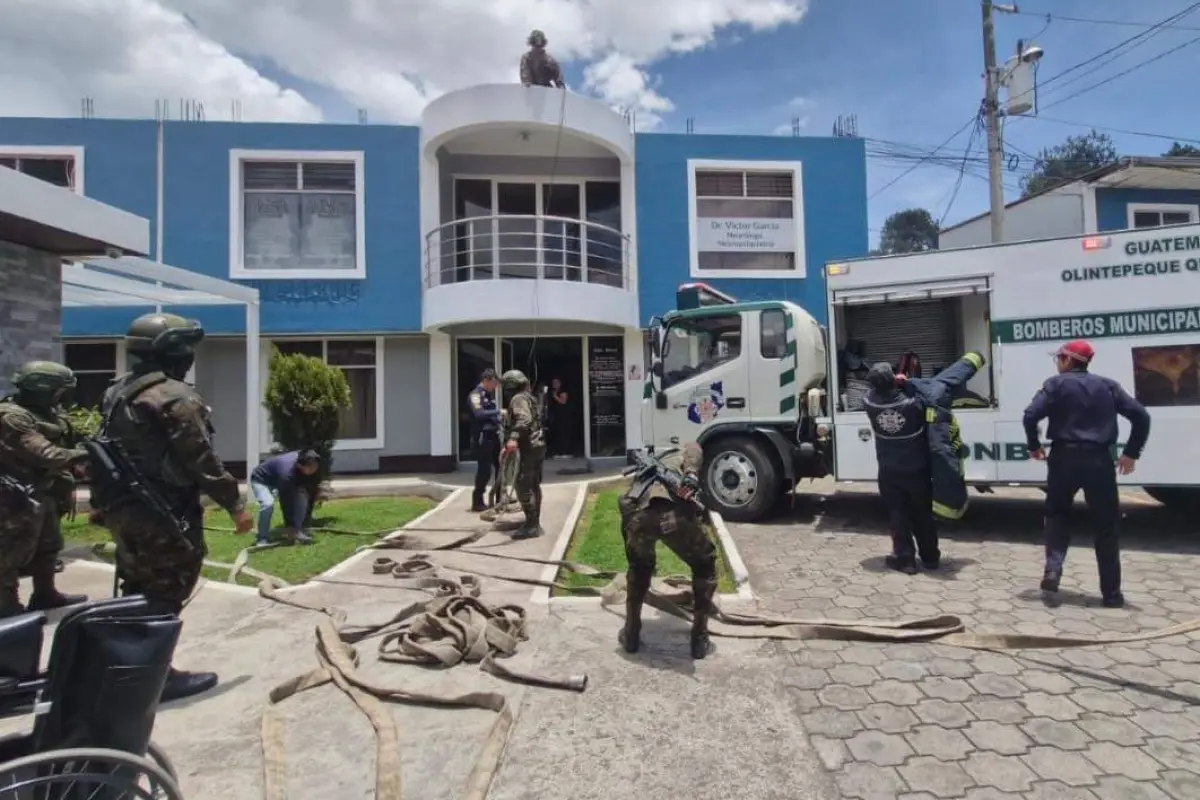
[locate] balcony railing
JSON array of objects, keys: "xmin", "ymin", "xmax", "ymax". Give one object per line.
[{"xmin": 424, "ymin": 214, "xmax": 631, "ymax": 290}]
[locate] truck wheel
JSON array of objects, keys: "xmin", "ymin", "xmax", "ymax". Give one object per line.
[
  {"xmin": 702, "ymin": 437, "xmax": 780, "ymax": 523},
  {"xmin": 1143, "ymin": 486, "xmax": 1200, "ymax": 513}
]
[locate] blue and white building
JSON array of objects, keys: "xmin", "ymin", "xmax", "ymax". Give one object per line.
[{"xmin": 0, "ymin": 83, "xmax": 868, "ymax": 475}]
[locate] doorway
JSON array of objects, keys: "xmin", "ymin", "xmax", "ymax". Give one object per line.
[
  {"xmin": 501, "ymin": 337, "xmax": 585, "ymax": 459},
  {"xmin": 455, "ymin": 337, "xmax": 498, "ymax": 461}
]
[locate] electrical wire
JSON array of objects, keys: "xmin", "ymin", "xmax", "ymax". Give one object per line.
[
  {"xmin": 937, "ymin": 117, "xmax": 983, "ymax": 227},
  {"xmin": 867, "ymin": 108, "xmax": 982, "ymax": 199},
  {"xmin": 1038, "ymin": 32, "xmax": 1200, "ymax": 113},
  {"xmin": 1012, "ymin": 9, "xmax": 1200, "ymax": 33},
  {"xmin": 1022, "ymin": 115, "xmax": 1200, "ymax": 147}
]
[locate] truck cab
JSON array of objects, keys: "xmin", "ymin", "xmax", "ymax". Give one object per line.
[{"xmin": 641, "ymin": 283, "xmax": 831, "ymax": 521}]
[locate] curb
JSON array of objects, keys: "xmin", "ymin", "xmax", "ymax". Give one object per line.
[
  {"xmin": 528, "ymin": 483, "xmax": 589, "ymax": 606},
  {"xmin": 278, "ymin": 486, "xmax": 468, "ymax": 591},
  {"xmin": 526, "ymin": 477, "xmax": 757, "ymax": 607}
]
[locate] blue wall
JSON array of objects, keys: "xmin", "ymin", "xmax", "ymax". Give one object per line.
[
  {"xmin": 1095, "ymin": 187, "xmax": 1200, "ymax": 232},
  {"xmin": 633, "ymin": 133, "xmax": 868, "ymax": 326},
  {"xmin": 1, "ymin": 118, "xmax": 422, "ymax": 336}
]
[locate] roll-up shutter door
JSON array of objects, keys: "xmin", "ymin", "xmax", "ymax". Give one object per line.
[{"xmin": 844, "ymin": 299, "xmax": 959, "ymax": 376}]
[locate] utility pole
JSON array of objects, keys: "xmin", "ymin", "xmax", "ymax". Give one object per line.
[{"xmin": 981, "ymin": 0, "xmax": 1006, "ymax": 243}]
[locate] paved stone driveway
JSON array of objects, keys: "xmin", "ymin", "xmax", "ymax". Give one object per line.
[{"xmin": 727, "ymin": 485, "xmax": 1200, "ymax": 800}]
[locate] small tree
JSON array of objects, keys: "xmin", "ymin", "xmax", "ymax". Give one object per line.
[
  {"xmin": 1164, "ymin": 142, "xmax": 1200, "ymax": 157},
  {"xmin": 64, "ymin": 406, "xmax": 102, "ymax": 440},
  {"xmin": 879, "ymin": 208, "xmax": 939, "ymax": 254},
  {"xmin": 1020, "ymin": 130, "xmax": 1118, "ymax": 198},
  {"xmin": 262, "ymin": 348, "xmax": 351, "ymax": 494}
]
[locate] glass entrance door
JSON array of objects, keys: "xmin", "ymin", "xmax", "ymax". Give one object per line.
[
  {"xmin": 456, "ymin": 337, "xmax": 499, "ymax": 460},
  {"xmin": 496, "ymin": 183, "xmax": 538, "ymax": 279},
  {"xmin": 500, "ymin": 337, "xmax": 586, "ymax": 458}
]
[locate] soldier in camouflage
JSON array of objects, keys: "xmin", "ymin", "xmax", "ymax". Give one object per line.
[
  {"xmin": 98, "ymin": 312, "xmax": 253, "ymax": 702},
  {"xmin": 519, "ymin": 29, "xmax": 565, "ymax": 88},
  {"xmin": 618, "ymin": 443, "xmax": 717, "ymax": 660},
  {"xmin": 0, "ymin": 361, "xmax": 90, "ymax": 618},
  {"xmin": 501, "ymin": 369, "xmax": 546, "ymax": 539}
]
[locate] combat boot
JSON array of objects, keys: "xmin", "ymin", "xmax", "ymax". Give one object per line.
[
  {"xmin": 618, "ymin": 567, "xmax": 651, "ymax": 654},
  {"xmin": 0, "ymin": 586, "xmax": 24, "ymax": 619},
  {"xmin": 690, "ymin": 576, "xmax": 716, "ymax": 660},
  {"xmin": 26, "ymin": 565, "xmax": 87, "ymax": 611},
  {"xmin": 160, "ymin": 667, "xmax": 219, "ymax": 703},
  {"xmin": 511, "ymin": 523, "xmax": 544, "ymax": 540}
]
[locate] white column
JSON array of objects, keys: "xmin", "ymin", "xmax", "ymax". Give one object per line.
[
  {"xmin": 428, "ymin": 331, "xmax": 453, "ymax": 458},
  {"xmin": 622, "ymin": 326, "xmax": 644, "ymax": 451},
  {"xmin": 244, "ymin": 301, "xmax": 261, "ymax": 474},
  {"xmin": 620, "ymin": 159, "xmax": 638, "ymax": 302}
]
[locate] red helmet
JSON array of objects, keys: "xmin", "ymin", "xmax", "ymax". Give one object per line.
[{"xmin": 1054, "ymin": 340, "xmax": 1095, "ymax": 364}]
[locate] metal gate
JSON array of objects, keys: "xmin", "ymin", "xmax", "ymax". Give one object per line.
[{"xmin": 843, "ymin": 299, "xmax": 960, "ymax": 375}]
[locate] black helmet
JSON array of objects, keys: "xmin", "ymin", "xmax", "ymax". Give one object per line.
[
  {"xmin": 528, "ymin": 29, "xmax": 547, "ymax": 47},
  {"xmin": 125, "ymin": 313, "xmax": 205, "ymax": 358},
  {"xmin": 11, "ymin": 360, "xmax": 76, "ymax": 394}
]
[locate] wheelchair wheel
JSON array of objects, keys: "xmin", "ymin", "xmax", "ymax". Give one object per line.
[
  {"xmin": 0, "ymin": 746, "xmax": 184, "ymax": 800},
  {"xmin": 145, "ymin": 742, "xmax": 178, "ymax": 782}
]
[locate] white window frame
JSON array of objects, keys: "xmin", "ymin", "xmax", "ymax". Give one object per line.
[
  {"xmin": 228, "ymin": 149, "xmax": 367, "ymax": 281},
  {"xmin": 258, "ymin": 336, "xmax": 385, "ymax": 451},
  {"xmin": 686, "ymin": 159, "xmax": 807, "ymax": 280},
  {"xmin": 1126, "ymin": 202, "xmax": 1199, "ymax": 230},
  {"xmin": 0, "ymin": 145, "xmax": 85, "ymax": 195}
]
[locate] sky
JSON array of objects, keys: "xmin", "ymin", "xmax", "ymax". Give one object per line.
[{"xmin": 1, "ymin": 0, "xmax": 1198, "ymax": 246}]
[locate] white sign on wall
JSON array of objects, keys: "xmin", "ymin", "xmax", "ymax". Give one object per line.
[{"xmin": 696, "ymin": 218, "xmax": 796, "ymax": 252}]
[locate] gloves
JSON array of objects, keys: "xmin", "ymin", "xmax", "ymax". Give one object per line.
[{"xmin": 680, "ymin": 472, "xmax": 701, "ymax": 495}]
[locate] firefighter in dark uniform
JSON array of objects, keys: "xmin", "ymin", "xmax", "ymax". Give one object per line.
[
  {"xmin": 1023, "ymin": 340, "xmax": 1150, "ymax": 608},
  {"xmin": 863, "ymin": 352, "xmax": 984, "ymax": 574},
  {"xmin": 468, "ymin": 369, "xmax": 503, "ymax": 512}
]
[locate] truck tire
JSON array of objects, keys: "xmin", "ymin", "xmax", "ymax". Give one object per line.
[
  {"xmin": 702, "ymin": 437, "xmax": 780, "ymax": 523},
  {"xmin": 1143, "ymin": 486, "xmax": 1200, "ymax": 513}
]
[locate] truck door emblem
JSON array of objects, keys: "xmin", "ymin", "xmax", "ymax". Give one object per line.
[{"xmin": 687, "ymin": 381, "xmax": 726, "ymax": 424}]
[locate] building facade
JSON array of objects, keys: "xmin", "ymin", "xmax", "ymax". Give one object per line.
[
  {"xmin": 940, "ymin": 157, "xmax": 1200, "ymax": 249},
  {"xmin": 0, "ymin": 84, "xmax": 868, "ymax": 474}
]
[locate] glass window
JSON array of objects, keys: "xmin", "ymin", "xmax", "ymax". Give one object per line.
[
  {"xmin": 760, "ymin": 309, "xmax": 788, "ymax": 359},
  {"xmin": 661, "ymin": 314, "xmax": 742, "ymax": 389},
  {"xmin": 693, "ymin": 167, "xmax": 799, "ymax": 275},
  {"xmin": 0, "ymin": 156, "xmax": 75, "ymax": 189},
  {"xmin": 64, "ymin": 342, "xmax": 117, "ymax": 410},
  {"xmin": 240, "ymin": 158, "xmax": 359, "ymax": 273},
  {"xmin": 271, "ymin": 339, "xmax": 377, "ymax": 440}
]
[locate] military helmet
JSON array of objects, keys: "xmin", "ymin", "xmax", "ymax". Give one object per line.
[
  {"xmin": 501, "ymin": 369, "xmax": 529, "ymax": 390},
  {"xmin": 124, "ymin": 312, "xmax": 205, "ymax": 357},
  {"xmin": 11, "ymin": 360, "xmax": 77, "ymax": 394},
  {"xmin": 528, "ymin": 29, "xmax": 547, "ymax": 46}
]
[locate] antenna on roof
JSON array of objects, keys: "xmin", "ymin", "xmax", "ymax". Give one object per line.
[
  {"xmin": 686, "ymin": 117, "xmax": 695, "ymax": 134},
  {"xmin": 357, "ymin": 108, "xmax": 369, "ymax": 124},
  {"xmin": 231, "ymin": 99, "xmax": 243, "ymax": 122}
]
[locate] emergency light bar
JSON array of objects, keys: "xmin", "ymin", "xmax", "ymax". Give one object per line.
[
  {"xmin": 676, "ymin": 282, "xmax": 738, "ymax": 310},
  {"xmin": 1081, "ymin": 236, "xmax": 1112, "ymax": 251}
]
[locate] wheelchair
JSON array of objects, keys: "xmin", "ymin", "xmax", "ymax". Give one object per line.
[{"xmin": 0, "ymin": 596, "xmax": 186, "ymax": 799}]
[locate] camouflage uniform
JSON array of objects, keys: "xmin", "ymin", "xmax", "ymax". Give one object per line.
[
  {"xmin": 97, "ymin": 313, "xmax": 247, "ymax": 702},
  {"xmin": 519, "ymin": 29, "xmax": 565, "ymax": 88},
  {"xmin": 0, "ymin": 361, "xmax": 89, "ymax": 617},
  {"xmin": 501, "ymin": 370, "xmax": 546, "ymax": 538},
  {"xmin": 618, "ymin": 443, "xmax": 717, "ymax": 659}
]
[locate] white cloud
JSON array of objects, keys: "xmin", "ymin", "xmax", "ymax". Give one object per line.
[
  {"xmin": 0, "ymin": 0, "xmax": 810, "ymax": 125},
  {"xmin": 0, "ymin": 0, "xmax": 321, "ymax": 121}
]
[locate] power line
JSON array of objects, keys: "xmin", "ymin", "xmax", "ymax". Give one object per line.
[
  {"xmin": 1023, "ymin": 116, "xmax": 1200, "ymax": 146},
  {"xmin": 867, "ymin": 109, "xmax": 982, "ymax": 199},
  {"xmin": 938, "ymin": 117, "xmax": 983, "ymax": 226},
  {"xmin": 1013, "ymin": 9, "xmax": 1200, "ymax": 32},
  {"xmin": 1039, "ymin": 32, "xmax": 1200, "ymax": 112}
]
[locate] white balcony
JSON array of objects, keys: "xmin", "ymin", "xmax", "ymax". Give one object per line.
[{"xmin": 421, "ymin": 213, "xmax": 638, "ymax": 330}]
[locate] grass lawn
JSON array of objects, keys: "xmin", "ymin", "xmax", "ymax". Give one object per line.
[
  {"xmin": 556, "ymin": 484, "xmax": 737, "ymax": 595},
  {"xmin": 63, "ymin": 495, "xmax": 437, "ymax": 587}
]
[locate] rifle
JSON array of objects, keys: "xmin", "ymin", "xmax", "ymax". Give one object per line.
[
  {"xmin": 623, "ymin": 449, "xmax": 706, "ymax": 511},
  {"xmin": 81, "ymin": 438, "xmax": 195, "ymax": 553},
  {"xmin": 0, "ymin": 474, "xmax": 41, "ymax": 516}
]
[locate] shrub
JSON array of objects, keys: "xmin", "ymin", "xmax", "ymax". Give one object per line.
[
  {"xmin": 262, "ymin": 348, "xmax": 351, "ymax": 495},
  {"xmin": 64, "ymin": 405, "xmax": 102, "ymax": 440}
]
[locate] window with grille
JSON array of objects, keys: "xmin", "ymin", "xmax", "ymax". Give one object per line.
[
  {"xmin": 691, "ymin": 163, "xmax": 803, "ymax": 275},
  {"xmin": 0, "ymin": 155, "xmax": 76, "ymax": 190},
  {"xmin": 1128, "ymin": 204, "xmax": 1198, "ymax": 230},
  {"xmin": 64, "ymin": 342, "xmax": 118, "ymax": 410},
  {"xmin": 233, "ymin": 154, "xmax": 364, "ymax": 278}
]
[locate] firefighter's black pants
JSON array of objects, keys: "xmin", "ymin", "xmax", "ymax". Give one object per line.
[
  {"xmin": 472, "ymin": 432, "xmax": 501, "ymax": 506},
  {"xmin": 1044, "ymin": 443, "xmax": 1121, "ymax": 599},
  {"xmin": 878, "ymin": 468, "xmax": 939, "ymax": 565}
]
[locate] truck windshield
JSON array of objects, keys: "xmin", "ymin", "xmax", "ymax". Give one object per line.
[{"xmin": 661, "ymin": 316, "xmax": 742, "ymax": 388}]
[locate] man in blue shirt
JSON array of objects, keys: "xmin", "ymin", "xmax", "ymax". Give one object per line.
[
  {"xmin": 249, "ymin": 449, "xmax": 321, "ymax": 546},
  {"xmin": 1023, "ymin": 340, "xmax": 1150, "ymax": 608},
  {"xmin": 468, "ymin": 369, "xmax": 502, "ymax": 512}
]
